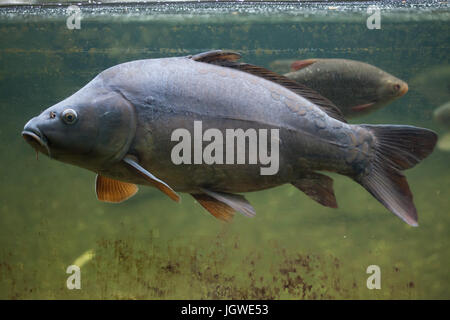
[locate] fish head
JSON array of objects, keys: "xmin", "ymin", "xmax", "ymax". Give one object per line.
[
  {"xmin": 376, "ymin": 76, "xmax": 409, "ymax": 104},
  {"xmin": 351, "ymin": 75, "xmax": 409, "ymax": 116},
  {"xmin": 22, "ymin": 83, "xmax": 136, "ymax": 171}
]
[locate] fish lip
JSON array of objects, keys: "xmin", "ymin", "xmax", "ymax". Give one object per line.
[
  {"xmin": 22, "ymin": 129, "xmax": 51, "ymax": 157},
  {"xmin": 398, "ymin": 82, "xmax": 409, "ymax": 96}
]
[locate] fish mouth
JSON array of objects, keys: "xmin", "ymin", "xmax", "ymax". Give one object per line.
[
  {"xmin": 398, "ymin": 82, "xmax": 409, "ymax": 97},
  {"xmin": 22, "ymin": 129, "xmax": 50, "ymax": 157}
]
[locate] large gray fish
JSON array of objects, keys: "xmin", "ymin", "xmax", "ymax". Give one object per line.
[
  {"xmin": 284, "ymin": 58, "xmax": 409, "ymax": 118},
  {"xmin": 22, "ymin": 50, "xmax": 437, "ymax": 226}
]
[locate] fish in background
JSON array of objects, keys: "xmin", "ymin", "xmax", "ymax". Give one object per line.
[
  {"xmin": 22, "ymin": 50, "xmax": 437, "ymax": 226},
  {"xmin": 434, "ymin": 101, "xmax": 450, "ymax": 151},
  {"xmin": 411, "ymin": 65, "xmax": 450, "ymax": 106},
  {"xmin": 283, "ymin": 58, "xmax": 409, "ymax": 118}
]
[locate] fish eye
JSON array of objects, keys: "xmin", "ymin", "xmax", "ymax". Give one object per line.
[
  {"xmin": 62, "ymin": 109, "xmax": 78, "ymax": 125},
  {"xmin": 393, "ymin": 84, "xmax": 401, "ymax": 91}
]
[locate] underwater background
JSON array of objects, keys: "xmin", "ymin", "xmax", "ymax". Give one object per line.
[{"xmin": 0, "ymin": 1, "xmax": 449, "ymax": 299}]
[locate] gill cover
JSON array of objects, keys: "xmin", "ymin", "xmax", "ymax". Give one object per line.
[{"xmin": 91, "ymin": 91, "xmax": 137, "ymax": 164}]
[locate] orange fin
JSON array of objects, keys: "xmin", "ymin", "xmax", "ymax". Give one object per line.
[
  {"xmin": 292, "ymin": 173, "xmax": 338, "ymax": 208},
  {"xmin": 192, "ymin": 193, "xmax": 236, "ymax": 222},
  {"xmin": 200, "ymin": 188, "xmax": 256, "ymax": 217},
  {"xmin": 351, "ymin": 102, "xmax": 376, "ymax": 112},
  {"xmin": 95, "ymin": 174, "xmax": 138, "ymax": 203},
  {"xmin": 190, "ymin": 50, "xmax": 241, "ymax": 63},
  {"xmin": 123, "ymin": 155, "xmax": 180, "ymax": 202},
  {"xmin": 290, "ymin": 59, "xmax": 318, "ymax": 71},
  {"xmin": 192, "ymin": 189, "xmax": 256, "ymax": 222}
]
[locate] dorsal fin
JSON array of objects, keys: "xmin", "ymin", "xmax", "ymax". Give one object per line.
[
  {"xmin": 189, "ymin": 50, "xmax": 347, "ymax": 123},
  {"xmin": 223, "ymin": 62, "xmax": 347, "ymax": 123},
  {"xmin": 291, "ymin": 59, "xmax": 318, "ymax": 71},
  {"xmin": 190, "ymin": 50, "xmax": 241, "ymax": 63}
]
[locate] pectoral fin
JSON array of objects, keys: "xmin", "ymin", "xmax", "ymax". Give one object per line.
[
  {"xmin": 292, "ymin": 173, "xmax": 338, "ymax": 208},
  {"xmin": 123, "ymin": 155, "xmax": 180, "ymax": 202},
  {"xmin": 192, "ymin": 189, "xmax": 256, "ymax": 222},
  {"xmin": 95, "ymin": 174, "xmax": 138, "ymax": 203},
  {"xmin": 351, "ymin": 102, "xmax": 376, "ymax": 112}
]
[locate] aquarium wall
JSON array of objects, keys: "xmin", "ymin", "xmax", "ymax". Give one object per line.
[{"xmin": 0, "ymin": 1, "xmax": 449, "ymax": 299}]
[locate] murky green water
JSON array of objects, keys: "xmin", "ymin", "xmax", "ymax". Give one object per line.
[{"xmin": 0, "ymin": 1, "xmax": 449, "ymax": 299}]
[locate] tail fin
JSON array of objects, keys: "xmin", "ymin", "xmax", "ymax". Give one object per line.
[{"xmin": 356, "ymin": 125, "xmax": 437, "ymax": 226}]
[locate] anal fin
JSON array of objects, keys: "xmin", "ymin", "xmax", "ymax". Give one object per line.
[
  {"xmin": 292, "ymin": 173, "xmax": 338, "ymax": 208},
  {"xmin": 95, "ymin": 174, "xmax": 138, "ymax": 203}
]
